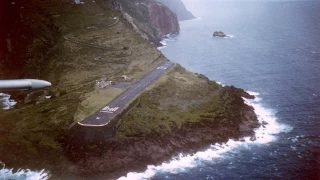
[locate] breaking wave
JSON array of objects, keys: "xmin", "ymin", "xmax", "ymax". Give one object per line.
[
  {"xmin": 118, "ymin": 91, "xmax": 292, "ymax": 180},
  {"xmin": 157, "ymin": 34, "xmax": 178, "ymax": 50},
  {"xmin": 0, "ymin": 93, "xmax": 16, "ymax": 110},
  {"xmin": 0, "ymin": 163, "xmax": 49, "ymax": 180},
  {"xmin": 180, "ymin": 17, "xmax": 202, "ymax": 22},
  {"xmin": 211, "ymin": 34, "xmax": 235, "ymax": 38}
]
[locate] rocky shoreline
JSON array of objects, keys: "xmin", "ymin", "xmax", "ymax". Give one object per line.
[
  {"xmin": 0, "ymin": 1, "xmax": 260, "ymax": 179},
  {"xmin": 57, "ymin": 85, "xmax": 260, "ymax": 179}
]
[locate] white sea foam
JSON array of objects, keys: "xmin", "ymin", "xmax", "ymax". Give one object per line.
[
  {"xmin": 0, "ymin": 93, "xmax": 16, "ymax": 110},
  {"xmin": 211, "ymin": 35, "xmax": 234, "ymax": 39},
  {"xmin": 216, "ymin": 81, "xmax": 225, "ymax": 87},
  {"xmin": 157, "ymin": 41, "xmax": 167, "ymax": 50},
  {"xmin": 118, "ymin": 91, "xmax": 292, "ymax": 180},
  {"xmin": 180, "ymin": 17, "xmax": 201, "ymax": 22},
  {"xmin": 0, "ymin": 165, "xmax": 49, "ymax": 180},
  {"xmin": 157, "ymin": 34, "xmax": 178, "ymax": 50},
  {"xmin": 225, "ymin": 35, "xmax": 234, "ymax": 38}
]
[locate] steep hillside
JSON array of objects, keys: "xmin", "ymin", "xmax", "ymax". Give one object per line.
[
  {"xmin": 118, "ymin": 0, "xmax": 180, "ymax": 45},
  {"xmin": 155, "ymin": 0, "xmax": 196, "ymax": 21},
  {"xmin": 0, "ymin": 0, "xmax": 259, "ymax": 179},
  {"xmin": 0, "ymin": 0, "xmax": 174, "ymax": 172},
  {"xmin": 0, "ymin": 0, "xmax": 60, "ymax": 79}
]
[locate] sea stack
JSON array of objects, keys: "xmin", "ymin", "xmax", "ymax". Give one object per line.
[{"xmin": 213, "ymin": 31, "xmax": 228, "ymax": 37}]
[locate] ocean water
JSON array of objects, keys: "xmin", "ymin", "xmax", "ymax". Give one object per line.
[
  {"xmin": 120, "ymin": 1, "xmax": 320, "ymax": 180},
  {"xmin": 0, "ymin": 166, "xmax": 49, "ymax": 180},
  {"xmin": 1, "ymin": 1, "xmax": 319, "ymax": 179}
]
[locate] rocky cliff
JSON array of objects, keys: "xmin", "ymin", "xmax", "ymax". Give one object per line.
[
  {"xmin": 155, "ymin": 0, "xmax": 196, "ymax": 21},
  {"xmin": 61, "ymin": 66, "xmax": 259, "ymax": 179},
  {"xmin": 118, "ymin": 0, "xmax": 179, "ymax": 45},
  {"xmin": 0, "ymin": 1, "xmax": 259, "ymax": 179}
]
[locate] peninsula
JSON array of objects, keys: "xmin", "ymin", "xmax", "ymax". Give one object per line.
[{"xmin": 0, "ymin": 0, "xmax": 260, "ymax": 179}]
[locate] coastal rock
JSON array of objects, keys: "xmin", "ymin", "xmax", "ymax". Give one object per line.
[
  {"xmin": 119, "ymin": 0, "xmax": 180, "ymax": 45},
  {"xmin": 223, "ymin": 85, "xmax": 255, "ymax": 99},
  {"xmin": 154, "ymin": 0, "xmax": 196, "ymax": 21},
  {"xmin": 62, "ymin": 82, "xmax": 260, "ymax": 178},
  {"xmin": 213, "ymin": 31, "xmax": 228, "ymax": 37},
  {"xmin": 63, "ymin": 109, "xmax": 259, "ymax": 178},
  {"xmin": 0, "ymin": 1, "xmax": 260, "ymax": 179}
]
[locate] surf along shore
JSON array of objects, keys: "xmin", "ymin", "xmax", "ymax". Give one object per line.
[{"xmin": 0, "ymin": 0, "xmax": 260, "ymax": 179}]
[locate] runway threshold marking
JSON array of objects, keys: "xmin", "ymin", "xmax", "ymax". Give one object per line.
[
  {"xmin": 100, "ymin": 106, "xmax": 119, "ymax": 113},
  {"xmin": 78, "ymin": 62, "xmax": 174, "ymax": 126},
  {"xmin": 156, "ymin": 66, "xmax": 167, "ymax": 70}
]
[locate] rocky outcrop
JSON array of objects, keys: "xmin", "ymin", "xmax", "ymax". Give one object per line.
[
  {"xmin": 213, "ymin": 31, "xmax": 228, "ymax": 37},
  {"xmin": 224, "ymin": 85, "xmax": 255, "ymax": 99},
  {"xmin": 61, "ymin": 86, "xmax": 259, "ymax": 178},
  {"xmin": 118, "ymin": 0, "xmax": 179, "ymax": 45},
  {"xmin": 155, "ymin": 0, "xmax": 196, "ymax": 21}
]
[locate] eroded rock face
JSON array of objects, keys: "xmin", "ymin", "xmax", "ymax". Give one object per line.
[
  {"xmin": 61, "ymin": 88, "xmax": 259, "ymax": 179},
  {"xmin": 63, "ymin": 112, "xmax": 258, "ymax": 179},
  {"xmin": 154, "ymin": 0, "xmax": 196, "ymax": 21},
  {"xmin": 119, "ymin": 0, "xmax": 179, "ymax": 45}
]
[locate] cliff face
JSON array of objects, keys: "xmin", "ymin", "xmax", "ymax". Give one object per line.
[
  {"xmin": 118, "ymin": 0, "xmax": 179, "ymax": 45},
  {"xmin": 155, "ymin": 0, "xmax": 196, "ymax": 21},
  {"xmin": 0, "ymin": 1, "xmax": 259, "ymax": 179},
  {"xmin": 0, "ymin": 0, "xmax": 180, "ymax": 79}
]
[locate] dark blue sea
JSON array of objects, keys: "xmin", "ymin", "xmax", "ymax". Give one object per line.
[
  {"xmin": 120, "ymin": 1, "xmax": 320, "ymax": 180},
  {"xmin": 0, "ymin": 1, "xmax": 319, "ymax": 179}
]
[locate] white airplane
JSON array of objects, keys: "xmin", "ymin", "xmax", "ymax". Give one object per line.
[{"xmin": 0, "ymin": 79, "xmax": 52, "ymax": 91}]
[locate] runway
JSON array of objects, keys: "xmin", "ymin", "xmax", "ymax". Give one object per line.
[{"xmin": 78, "ymin": 61, "xmax": 174, "ymax": 126}]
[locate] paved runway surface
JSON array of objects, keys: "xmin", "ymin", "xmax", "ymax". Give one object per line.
[{"xmin": 78, "ymin": 61, "xmax": 174, "ymax": 126}]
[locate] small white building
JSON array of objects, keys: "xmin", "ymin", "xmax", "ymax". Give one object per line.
[
  {"xmin": 74, "ymin": 0, "xmax": 80, "ymax": 4},
  {"xmin": 121, "ymin": 75, "xmax": 128, "ymax": 80}
]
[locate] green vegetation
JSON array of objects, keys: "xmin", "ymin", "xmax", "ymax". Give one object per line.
[
  {"xmin": 0, "ymin": 84, "xmax": 91, "ymax": 169},
  {"xmin": 116, "ymin": 65, "xmax": 247, "ymax": 137},
  {"xmin": 0, "ymin": 0, "xmax": 165, "ymax": 169},
  {"xmin": 0, "ymin": 0, "xmax": 255, "ymax": 173}
]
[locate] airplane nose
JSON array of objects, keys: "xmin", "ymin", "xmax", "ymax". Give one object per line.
[
  {"xmin": 46, "ymin": 81, "xmax": 52, "ymax": 87},
  {"xmin": 29, "ymin": 79, "xmax": 52, "ymax": 89}
]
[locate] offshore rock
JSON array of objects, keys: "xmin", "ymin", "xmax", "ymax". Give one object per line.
[
  {"xmin": 119, "ymin": 0, "xmax": 179, "ymax": 45},
  {"xmin": 213, "ymin": 31, "xmax": 228, "ymax": 37}
]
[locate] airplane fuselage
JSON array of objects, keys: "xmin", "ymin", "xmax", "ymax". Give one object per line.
[{"xmin": 0, "ymin": 79, "xmax": 52, "ymax": 91}]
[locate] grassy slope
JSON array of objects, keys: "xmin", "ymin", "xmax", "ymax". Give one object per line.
[
  {"xmin": 0, "ymin": 0, "xmax": 164, "ymax": 169},
  {"xmin": 0, "ymin": 0, "xmax": 256, "ymax": 174},
  {"xmin": 116, "ymin": 65, "xmax": 252, "ymax": 138}
]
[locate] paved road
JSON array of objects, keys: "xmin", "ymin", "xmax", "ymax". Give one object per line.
[{"xmin": 78, "ymin": 61, "xmax": 174, "ymax": 126}]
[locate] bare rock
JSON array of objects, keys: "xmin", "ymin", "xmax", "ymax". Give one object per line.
[
  {"xmin": 119, "ymin": 0, "xmax": 179, "ymax": 45},
  {"xmin": 213, "ymin": 31, "xmax": 228, "ymax": 37}
]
